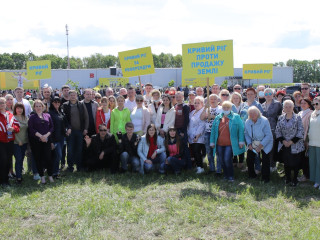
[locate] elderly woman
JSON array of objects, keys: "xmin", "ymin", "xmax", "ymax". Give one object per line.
[
  {"xmin": 188, "ymin": 96, "xmax": 206, "ymax": 174},
  {"xmin": 155, "ymin": 94, "xmax": 176, "ymax": 138},
  {"xmin": 245, "ymin": 106, "xmax": 273, "ymax": 183},
  {"xmin": 200, "ymin": 94, "xmax": 222, "ymax": 173},
  {"xmin": 262, "ymin": 88, "xmax": 283, "ymax": 172},
  {"xmin": 308, "ymin": 97, "xmax": 320, "ymax": 189},
  {"xmin": 148, "ymin": 89, "xmax": 162, "ymax": 124},
  {"xmin": 275, "ymin": 100, "xmax": 305, "ymax": 186},
  {"xmin": 297, "ymin": 98, "xmax": 313, "ymax": 182},
  {"xmin": 131, "ymin": 95, "xmax": 151, "ymax": 136},
  {"xmin": 210, "ymin": 101, "xmax": 245, "ymax": 181}
]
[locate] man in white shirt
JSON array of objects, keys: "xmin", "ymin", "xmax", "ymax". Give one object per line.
[
  {"xmin": 143, "ymin": 83, "xmax": 153, "ymax": 106},
  {"xmin": 124, "ymin": 87, "xmax": 137, "ymax": 112},
  {"xmin": 13, "ymin": 87, "xmax": 32, "ymax": 116}
]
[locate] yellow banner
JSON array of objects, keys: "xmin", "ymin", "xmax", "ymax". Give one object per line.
[
  {"xmin": 182, "ymin": 40, "xmax": 234, "ymax": 79},
  {"xmin": 0, "ymin": 72, "xmax": 40, "ymax": 90},
  {"xmin": 181, "ymin": 72, "xmax": 215, "ymax": 87},
  {"xmin": 118, "ymin": 47, "xmax": 155, "ymax": 77},
  {"xmin": 243, "ymin": 64, "xmax": 273, "ymax": 79},
  {"xmin": 27, "ymin": 60, "xmax": 52, "ymax": 80},
  {"xmin": 99, "ymin": 77, "xmax": 129, "ymax": 88}
]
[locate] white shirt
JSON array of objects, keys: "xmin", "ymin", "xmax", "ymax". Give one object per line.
[
  {"xmin": 131, "ymin": 108, "xmax": 143, "ymax": 132},
  {"xmin": 124, "ymin": 99, "xmax": 137, "ymax": 112},
  {"xmin": 205, "ymin": 106, "xmax": 222, "ymax": 132}
]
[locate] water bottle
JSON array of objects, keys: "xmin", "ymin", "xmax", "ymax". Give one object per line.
[{"xmin": 7, "ymin": 124, "xmax": 13, "ymax": 140}]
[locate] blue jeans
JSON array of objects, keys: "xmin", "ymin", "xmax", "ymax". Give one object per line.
[
  {"xmin": 120, "ymin": 152, "xmax": 140, "ymax": 172},
  {"xmin": 13, "ymin": 143, "xmax": 28, "ymax": 179},
  {"xmin": 216, "ymin": 145, "xmax": 234, "ymax": 180},
  {"xmin": 161, "ymin": 156, "xmax": 185, "ymax": 173},
  {"xmin": 53, "ymin": 139, "xmax": 65, "ymax": 175},
  {"xmin": 67, "ymin": 130, "xmax": 83, "ymax": 171},
  {"xmin": 205, "ymin": 132, "xmax": 216, "ymax": 172},
  {"xmin": 144, "ymin": 152, "xmax": 166, "ymax": 173}
]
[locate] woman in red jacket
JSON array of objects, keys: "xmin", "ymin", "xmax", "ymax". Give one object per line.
[
  {"xmin": 96, "ymin": 97, "xmax": 111, "ymax": 133},
  {"xmin": 0, "ymin": 97, "xmax": 20, "ymax": 186}
]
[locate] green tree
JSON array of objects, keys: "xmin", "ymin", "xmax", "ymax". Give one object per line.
[
  {"xmin": 38, "ymin": 54, "xmax": 64, "ymax": 69},
  {"xmin": 221, "ymin": 80, "xmax": 228, "ymax": 89},
  {"xmin": 173, "ymin": 54, "xmax": 182, "ymax": 68},
  {"xmin": 168, "ymin": 80, "xmax": 175, "ymax": 87},
  {"xmin": 0, "ymin": 53, "xmax": 15, "ymax": 69},
  {"xmin": 11, "ymin": 53, "xmax": 27, "ymax": 69}
]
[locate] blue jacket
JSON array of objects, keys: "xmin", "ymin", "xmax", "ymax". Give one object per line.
[
  {"xmin": 244, "ymin": 116, "xmax": 273, "ymax": 154},
  {"xmin": 137, "ymin": 135, "xmax": 165, "ymax": 174},
  {"xmin": 210, "ymin": 112, "xmax": 246, "ymax": 156}
]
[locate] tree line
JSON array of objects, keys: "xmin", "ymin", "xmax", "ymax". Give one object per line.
[
  {"xmin": 0, "ymin": 52, "xmax": 182, "ymax": 70},
  {"xmin": 0, "ymin": 52, "xmax": 319, "ymax": 83}
]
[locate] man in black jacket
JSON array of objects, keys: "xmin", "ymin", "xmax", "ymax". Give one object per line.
[
  {"xmin": 119, "ymin": 122, "xmax": 141, "ymax": 173},
  {"xmin": 62, "ymin": 90, "xmax": 89, "ymax": 172},
  {"xmin": 84, "ymin": 123, "xmax": 118, "ymax": 173}
]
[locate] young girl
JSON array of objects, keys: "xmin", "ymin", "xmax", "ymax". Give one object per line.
[{"xmin": 161, "ymin": 127, "xmax": 185, "ymax": 174}]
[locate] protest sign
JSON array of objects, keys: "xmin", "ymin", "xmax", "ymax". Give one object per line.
[
  {"xmin": 99, "ymin": 77, "xmax": 129, "ymax": 87},
  {"xmin": 242, "ymin": 64, "xmax": 273, "ymax": 79},
  {"xmin": 182, "ymin": 40, "xmax": 234, "ymax": 82},
  {"xmin": 118, "ymin": 47, "xmax": 155, "ymax": 78},
  {"xmin": 27, "ymin": 60, "xmax": 52, "ymax": 80}
]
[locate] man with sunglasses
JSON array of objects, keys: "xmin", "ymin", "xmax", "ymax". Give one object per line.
[
  {"xmin": 301, "ymin": 83, "xmax": 315, "ymax": 101},
  {"xmin": 84, "ymin": 123, "xmax": 117, "ymax": 172},
  {"xmin": 233, "ymin": 84, "xmax": 247, "ymax": 102}
]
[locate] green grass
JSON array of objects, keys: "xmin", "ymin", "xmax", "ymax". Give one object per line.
[{"xmin": 1, "ymin": 166, "xmax": 320, "ymax": 240}]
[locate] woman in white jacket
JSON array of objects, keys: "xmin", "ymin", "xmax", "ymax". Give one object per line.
[
  {"xmin": 188, "ymin": 96, "xmax": 206, "ymax": 174},
  {"xmin": 131, "ymin": 95, "xmax": 151, "ymax": 135},
  {"xmin": 155, "ymin": 94, "xmax": 176, "ymax": 138},
  {"xmin": 137, "ymin": 124, "xmax": 166, "ymax": 174}
]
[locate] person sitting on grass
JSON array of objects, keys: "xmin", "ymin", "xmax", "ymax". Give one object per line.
[
  {"xmin": 119, "ymin": 122, "xmax": 141, "ymax": 173},
  {"xmin": 160, "ymin": 127, "xmax": 185, "ymax": 175},
  {"xmin": 137, "ymin": 124, "xmax": 166, "ymax": 174},
  {"xmin": 84, "ymin": 123, "xmax": 118, "ymax": 173}
]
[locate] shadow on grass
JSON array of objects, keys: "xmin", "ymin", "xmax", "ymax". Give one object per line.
[{"xmin": 1, "ymin": 165, "xmax": 320, "ymax": 207}]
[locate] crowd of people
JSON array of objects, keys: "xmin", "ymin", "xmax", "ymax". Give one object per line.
[{"xmin": 0, "ymin": 82, "xmax": 319, "ymax": 189}]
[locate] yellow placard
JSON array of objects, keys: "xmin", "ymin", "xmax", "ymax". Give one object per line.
[
  {"xmin": 181, "ymin": 72, "xmax": 215, "ymax": 87},
  {"xmin": 243, "ymin": 64, "xmax": 273, "ymax": 79},
  {"xmin": 0, "ymin": 72, "xmax": 40, "ymax": 90},
  {"xmin": 27, "ymin": 60, "xmax": 52, "ymax": 80},
  {"xmin": 182, "ymin": 40, "xmax": 234, "ymax": 79},
  {"xmin": 99, "ymin": 77, "xmax": 129, "ymax": 88},
  {"xmin": 118, "ymin": 47, "xmax": 155, "ymax": 77}
]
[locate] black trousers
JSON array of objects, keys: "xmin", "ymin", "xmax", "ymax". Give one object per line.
[
  {"xmin": 191, "ymin": 143, "xmax": 204, "ymax": 168},
  {"xmin": 233, "ymin": 153, "xmax": 244, "ymax": 164},
  {"xmin": 247, "ymin": 149, "xmax": 270, "ymax": 182},
  {"xmin": 285, "ymin": 165, "xmax": 299, "ymax": 184},
  {"xmin": 0, "ymin": 141, "xmax": 13, "ymax": 184},
  {"xmin": 85, "ymin": 150, "xmax": 118, "ymax": 173},
  {"xmin": 29, "ymin": 139, "xmax": 53, "ymax": 177},
  {"xmin": 301, "ymin": 150, "xmax": 310, "ymax": 179}
]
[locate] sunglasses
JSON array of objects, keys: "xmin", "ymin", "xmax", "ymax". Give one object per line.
[
  {"xmin": 313, "ymin": 103, "xmax": 319, "ymax": 106},
  {"xmin": 221, "ymin": 94, "xmax": 229, "ymax": 97},
  {"xmin": 234, "ymin": 88, "xmax": 241, "ymax": 90},
  {"xmin": 264, "ymin": 93, "xmax": 273, "ymax": 96},
  {"xmin": 301, "ymin": 88, "xmax": 309, "ymax": 90},
  {"xmin": 136, "ymin": 100, "xmax": 143, "ymax": 103},
  {"xmin": 170, "ymin": 96, "xmax": 175, "ymax": 98},
  {"xmin": 53, "ymin": 101, "xmax": 61, "ymax": 103},
  {"xmin": 99, "ymin": 129, "xmax": 108, "ymax": 132},
  {"xmin": 95, "ymin": 97, "xmax": 101, "ymax": 99}
]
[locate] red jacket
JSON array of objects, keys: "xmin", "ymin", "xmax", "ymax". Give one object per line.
[
  {"xmin": 0, "ymin": 111, "xmax": 20, "ymax": 143},
  {"xmin": 95, "ymin": 108, "xmax": 111, "ymax": 133}
]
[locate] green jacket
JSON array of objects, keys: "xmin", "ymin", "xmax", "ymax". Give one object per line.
[
  {"xmin": 110, "ymin": 107, "xmax": 131, "ymax": 139},
  {"xmin": 210, "ymin": 112, "xmax": 245, "ymax": 156}
]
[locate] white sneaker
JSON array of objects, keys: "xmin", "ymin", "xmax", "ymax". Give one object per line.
[
  {"xmin": 33, "ymin": 174, "xmax": 41, "ymax": 180},
  {"xmin": 314, "ymin": 183, "xmax": 320, "ymax": 188},
  {"xmin": 255, "ymin": 170, "xmax": 261, "ymax": 175},
  {"xmin": 297, "ymin": 175, "xmax": 307, "ymax": 182},
  {"xmin": 196, "ymin": 167, "xmax": 204, "ymax": 174}
]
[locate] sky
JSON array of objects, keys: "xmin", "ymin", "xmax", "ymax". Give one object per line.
[{"xmin": 1, "ymin": 0, "xmax": 319, "ymax": 67}]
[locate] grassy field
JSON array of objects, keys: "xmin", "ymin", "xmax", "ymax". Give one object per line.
[{"xmin": 1, "ymin": 166, "xmax": 320, "ymax": 240}]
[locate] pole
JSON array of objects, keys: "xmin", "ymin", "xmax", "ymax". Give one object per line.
[
  {"xmin": 206, "ymin": 77, "xmax": 210, "ymax": 108},
  {"xmin": 66, "ymin": 24, "xmax": 70, "ymax": 80},
  {"xmin": 138, "ymin": 75, "xmax": 142, "ymax": 93}
]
